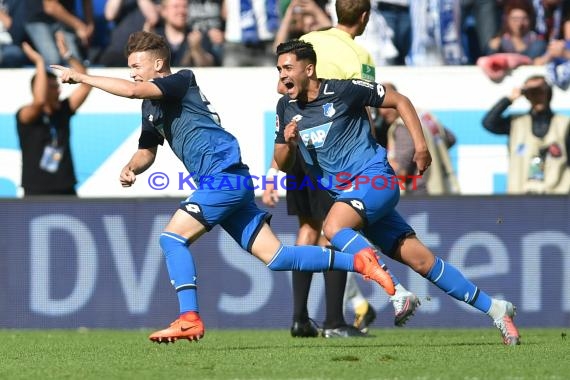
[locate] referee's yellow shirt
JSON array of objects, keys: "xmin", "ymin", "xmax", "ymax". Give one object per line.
[{"xmin": 300, "ymin": 28, "xmax": 376, "ymax": 81}]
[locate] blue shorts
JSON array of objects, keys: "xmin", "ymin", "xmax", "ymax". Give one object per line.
[
  {"xmin": 362, "ymin": 210, "xmax": 415, "ymax": 257},
  {"xmin": 180, "ymin": 168, "xmax": 270, "ymax": 252},
  {"xmin": 334, "ymin": 160, "xmax": 415, "ymax": 257}
]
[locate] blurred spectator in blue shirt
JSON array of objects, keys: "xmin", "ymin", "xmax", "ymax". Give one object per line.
[
  {"xmin": 187, "ymin": 0, "xmax": 224, "ymax": 66},
  {"xmin": 152, "ymin": 0, "xmax": 217, "ymax": 66},
  {"xmin": 98, "ymin": 0, "xmax": 160, "ymax": 66},
  {"xmin": 25, "ymin": 0, "xmax": 95, "ymax": 65},
  {"xmin": 376, "ymin": 0, "xmax": 411, "ymax": 65},
  {"xmin": 460, "ymin": 0, "xmax": 501, "ymax": 64},
  {"xmin": 222, "ymin": 0, "xmax": 280, "ymax": 66},
  {"xmin": 77, "ymin": 0, "xmax": 112, "ymax": 64},
  {"xmin": 0, "ymin": 0, "xmax": 28, "ymax": 67},
  {"xmin": 531, "ymin": 0, "xmax": 570, "ymax": 89},
  {"xmin": 532, "ymin": 0, "xmax": 569, "ymax": 41},
  {"xmin": 407, "ymin": 0, "xmax": 467, "ymax": 65}
]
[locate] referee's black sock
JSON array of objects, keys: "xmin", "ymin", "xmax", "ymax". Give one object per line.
[
  {"xmin": 323, "ymin": 270, "xmax": 348, "ymax": 329},
  {"xmin": 291, "ymin": 271, "xmax": 313, "ymax": 323}
]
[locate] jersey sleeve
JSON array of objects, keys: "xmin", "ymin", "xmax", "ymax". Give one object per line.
[
  {"xmin": 274, "ymin": 97, "xmax": 287, "ymax": 144},
  {"xmin": 151, "ymin": 70, "xmax": 193, "ymax": 99},
  {"xmin": 335, "ymin": 79, "xmax": 386, "ymax": 109},
  {"xmin": 138, "ymin": 117, "xmax": 164, "ymax": 149}
]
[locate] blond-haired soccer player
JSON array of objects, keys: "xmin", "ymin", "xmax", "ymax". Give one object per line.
[{"xmin": 51, "ymin": 31, "xmax": 395, "ymax": 343}]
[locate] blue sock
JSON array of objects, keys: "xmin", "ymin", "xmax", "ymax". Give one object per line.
[
  {"xmin": 330, "ymin": 228, "xmax": 401, "ymax": 286},
  {"xmin": 159, "ymin": 232, "xmax": 198, "ymax": 314},
  {"xmin": 425, "ymin": 256, "xmax": 492, "ymax": 313},
  {"xmin": 267, "ymin": 245, "xmax": 355, "ymax": 272}
]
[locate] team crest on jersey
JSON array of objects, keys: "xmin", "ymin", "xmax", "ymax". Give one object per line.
[
  {"xmin": 300, "ymin": 122, "xmax": 332, "ymax": 148},
  {"xmin": 322, "ymin": 103, "xmax": 336, "ymax": 118}
]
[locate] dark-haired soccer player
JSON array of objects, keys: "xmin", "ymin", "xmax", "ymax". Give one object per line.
[
  {"xmin": 267, "ymin": 0, "xmax": 420, "ymax": 336},
  {"xmin": 273, "ymin": 39, "xmax": 520, "ymax": 345},
  {"xmin": 51, "ymin": 31, "xmax": 395, "ymax": 343}
]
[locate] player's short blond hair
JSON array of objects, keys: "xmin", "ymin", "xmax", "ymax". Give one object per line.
[{"xmin": 125, "ymin": 31, "xmax": 171, "ymax": 67}]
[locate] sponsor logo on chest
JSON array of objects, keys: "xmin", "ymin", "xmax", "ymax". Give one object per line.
[{"xmin": 300, "ymin": 122, "xmax": 332, "ymax": 148}]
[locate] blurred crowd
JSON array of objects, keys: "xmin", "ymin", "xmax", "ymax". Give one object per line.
[
  {"xmin": 1, "ymin": 0, "xmax": 569, "ymax": 70},
  {"xmin": 6, "ymin": 0, "xmax": 570, "ymax": 197}
]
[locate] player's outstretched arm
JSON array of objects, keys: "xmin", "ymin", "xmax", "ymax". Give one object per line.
[{"xmin": 50, "ymin": 65, "xmax": 164, "ymax": 100}]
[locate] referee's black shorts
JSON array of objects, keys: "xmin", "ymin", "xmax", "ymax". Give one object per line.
[{"xmin": 285, "ymin": 156, "xmax": 334, "ymax": 221}]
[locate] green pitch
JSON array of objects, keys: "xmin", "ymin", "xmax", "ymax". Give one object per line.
[{"xmin": 0, "ymin": 328, "xmax": 568, "ymax": 379}]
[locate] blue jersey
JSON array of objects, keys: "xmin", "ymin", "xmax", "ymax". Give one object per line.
[
  {"xmin": 139, "ymin": 69, "xmax": 246, "ymax": 182},
  {"xmin": 275, "ymin": 79, "xmax": 388, "ymax": 191}
]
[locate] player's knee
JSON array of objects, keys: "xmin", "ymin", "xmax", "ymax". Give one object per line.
[
  {"xmin": 322, "ymin": 221, "xmax": 341, "ymax": 241},
  {"xmin": 409, "ymin": 257, "xmax": 434, "ymax": 276},
  {"xmin": 159, "ymin": 232, "xmax": 187, "ymax": 256},
  {"xmin": 297, "ymin": 223, "xmax": 321, "ymax": 245},
  {"xmin": 266, "ymin": 245, "xmax": 293, "ymax": 271},
  {"xmin": 249, "ymin": 223, "xmax": 282, "ymax": 262},
  {"xmin": 400, "ymin": 236, "xmax": 435, "ymax": 276}
]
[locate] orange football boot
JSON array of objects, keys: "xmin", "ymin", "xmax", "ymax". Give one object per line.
[
  {"xmin": 353, "ymin": 247, "xmax": 395, "ymax": 296},
  {"xmin": 149, "ymin": 311, "xmax": 205, "ymax": 344}
]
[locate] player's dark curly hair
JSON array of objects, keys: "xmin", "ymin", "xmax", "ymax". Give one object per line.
[
  {"xmin": 125, "ymin": 31, "xmax": 171, "ymax": 67},
  {"xmin": 275, "ymin": 40, "xmax": 317, "ymax": 65}
]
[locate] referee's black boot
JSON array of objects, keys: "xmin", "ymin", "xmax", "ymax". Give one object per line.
[{"xmin": 290, "ymin": 319, "xmax": 319, "ymax": 338}]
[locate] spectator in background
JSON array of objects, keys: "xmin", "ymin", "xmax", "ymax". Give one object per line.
[
  {"xmin": 356, "ymin": 2, "xmax": 399, "ymax": 66},
  {"xmin": 222, "ymin": 0, "xmax": 280, "ymax": 66},
  {"xmin": 485, "ymin": 0, "xmax": 547, "ymax": 61},
  {"xmin": 375, "ymin": 0, "xmax": 411, "ymax": 65},
  {"xmin": 544, "ymin": 18, "xmax": 570, "ymax": 89},
  {"xmin": 187, "ymin": 0, "xmax": 224, "ymax": 66},
  {"xmin": 152, "ymin": 0, "xmax": 216, "ymax": 66},
  {"xmin": 25, "ymin": 0, "xmax": 95, "ymax": 65},
  {"xmin": 532, "ymin": 0, "xmax": 569, "ymax": 41},
  {"xmin": 531, "ymin": 0, "xmax": 570, "ymax": 89},
  {"xmin": 378, "ymin": 82, "xmax": 460, "ymax": 195},
  {"xmin": 477, "ymin": 0, "xmax": 544, "ymax": 82},
  {"xmin": 80, "ymin": 0, "xmax": 113, "ymax": 64},
  {"xmin": 407, "ymin": 0, "xmax": 467, "ymax": 65},
  {"xmin": 0, "ymin": 0, "xmax": 28, "ymax": 67},
  {"xmin": 482, "ymin": 74, "xmax": 570, "ymax": 194},
  {"xmin": 460, "ymin": 0, "xmax": 501, "ymax": 64},
  {"xmin": 16, "ymin": 32, "xmax": 92, "ymax": 196},
  {"xmin": 272, "ymin": 0, "xmax": 332, "ymax": 52},
  {"xmin": 98, "ymin": 0, "xmax": 160, "ymax": 66}
]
